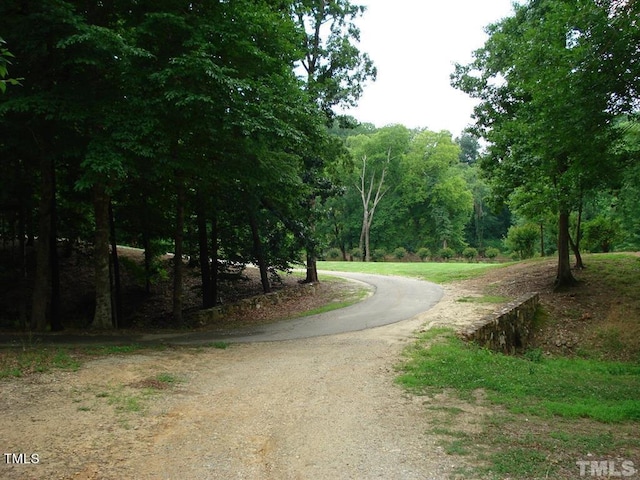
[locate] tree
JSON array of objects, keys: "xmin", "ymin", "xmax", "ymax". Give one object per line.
[
  {"xmin": 0, "ymin": 0, "xmax": 334, "ymax": 330},
  {"xmin": 0, "ymin": 0, "xmax": 92, "ymax": 331},
  {"xmin": 506, "ymin": 224, "xmax": 539, "ymax": 260},
  {"xmin": 294, "ymin": 0, "xmax": 376, "ymax": 281},
  {"xmin": 295, "ymin": 0, "xmax": 377, "ymax": 118},
  {"xmin": 356, "ymin": 153, "xmax": 389, "ymax": 262},
  {"xmin": 458, "ymin": 132, "xmax": 481, "ymax": 164},
  {"xmin": 452, "ymin": 0, "xmax": 631, "ymax": 288},
  {"xmin": 399, "ymin": 130, "xmax": 473, "ymax": 251},
  {"xmin": 346, "ymin": 124, "xmax": 410, "ymax": 257}
]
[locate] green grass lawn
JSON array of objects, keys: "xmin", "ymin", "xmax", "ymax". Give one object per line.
[
  {"xmin": 393, "ymin": 253, "xmax": 640, "ymax": 480},
  {"xmin": 318, "ymin": 260, "xmax": 506, "ymax": 283},
  {"xmin": 398, "ymin": 328, "xmax": 640, "ymax": 424}
]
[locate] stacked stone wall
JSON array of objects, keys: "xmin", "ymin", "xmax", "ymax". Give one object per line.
[
  {"xmin": 191, "ymin": 283, "xmax": 316, "ymax": 326},
  {"xmin": 459, "ymin": 293, "xmax": 539, "ymax": 354}
]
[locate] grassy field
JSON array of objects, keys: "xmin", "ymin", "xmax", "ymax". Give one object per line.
[
  {"xmin": 396, "ymin": 328, "xmax": 640, "ymax": 479},
  {"xmin": 318, "ymin": 260, "xmax": 506, "ymax": 283},
  {"xmin": 393, "ymin": 253, "xmax": 640, "ymax": 479}
]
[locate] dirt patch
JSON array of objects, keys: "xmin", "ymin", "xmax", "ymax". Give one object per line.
[{"xmin": 462, "ymin": 255, "xmax": 640, "ymax": 360}]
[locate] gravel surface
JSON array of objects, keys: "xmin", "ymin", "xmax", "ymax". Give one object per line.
[{"xmin": 1, "ymin": 282, "xmax": 491, "ymax": 480}]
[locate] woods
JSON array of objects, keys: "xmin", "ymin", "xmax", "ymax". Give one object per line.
[
  {"xmin": 1, "ymin": 0, "xmax": 639, "ymax": 331},
  {"xmin": 0, "ymin": 1, "xmax": 373, "ymax": 330}
]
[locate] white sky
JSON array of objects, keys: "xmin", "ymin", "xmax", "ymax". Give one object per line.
[{"xmin": 341, "ymin": 0, "xmax": 519, "ymax": 136}]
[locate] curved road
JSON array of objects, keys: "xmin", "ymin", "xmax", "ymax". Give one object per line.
[{"xmin": 0, "ymin": 272, "xmax": 443, "ymax": 346}]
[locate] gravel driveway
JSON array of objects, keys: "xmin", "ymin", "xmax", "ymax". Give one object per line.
[{"xmin": 1, "ymin": 278, "xmax": 491, "ymax": 480}]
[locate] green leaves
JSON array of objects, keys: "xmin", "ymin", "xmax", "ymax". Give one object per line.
[
  {"xmin": 294, "ymin": 0, "xmax": 377, "ymax": 117},
  {"xmin": 452, "ymin": 0, "xmax": 640, "ymax": 281},
  {"xmin": 0, "ymin": 36, "xmax": 22, "ymax": 93}
]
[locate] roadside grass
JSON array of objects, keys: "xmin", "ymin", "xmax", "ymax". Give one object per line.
[
  {"xmin": 456, "ymin": 295, "xmax": 509, "ymax": 304},
  {"xmin": 0, "ymin": 342, "xmax": 223, "ymax": 379},
  {"xmin": 397, "ymin": 328, "xmax": 640, "ymax": 479},
  {"xmin": 318, "ymin": 260, "xmax": 507, "ymax": 283},
  {"xmin": 0, "ymin": 348, "xmax": 81, "ymax": 378},
  {"xmin": 289, "ymin": 275, "xmax": 372, "ymax": 318}
]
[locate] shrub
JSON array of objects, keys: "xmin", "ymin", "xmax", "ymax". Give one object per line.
[
  {"xmin": 439, "ymin": 247, "xmax": 455, "ymax": 261},
  {"xmin": 350, "ymin": 247, "xmax": 362, "ymax": 261},
  {"xmin": 326, "ymin": 247, "xmax": 342, "ymax": 260},
  {"xmin": 417, "ymin": 247, "xmax": 431, "ymax": 261},
  {"xmin": 582, "ymin": 216, "xmax": 621, "ymax": 253},
  {"xmin": 371, "ymin": 249, "xmax": 386, "ymax": 262},
  {"xmin": 485, "ymin": 247, "xmax": 500, "ymax": 260},
  {"xmin": 462, "ymin": 247, "xmax": 478, "ymax": 262},
  {"xmin": 505, "ymin": 224, "xmax": 538, "ymax": 259},
  {"xmin": 393, "ymin": 247, "xmax": 407, "ymax": 259}
]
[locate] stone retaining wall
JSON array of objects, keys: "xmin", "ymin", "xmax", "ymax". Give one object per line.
[
  {"xmin": 191, "ymin": 282, "xmax": 317, "ymax": 326},
  {"xmin": 458, "ymin": 292, "xmax": 539, "ymax": 354}
]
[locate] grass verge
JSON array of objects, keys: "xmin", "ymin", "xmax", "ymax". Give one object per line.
[
  {"xmin": 1, "ymin": 343, "xmax": 220, "ymax": 379},
  {"xmin": 0, "ymin": 348, "xmax": 81, "ymax": 378},
  {"xmin": 288, "ymin": 275, "xmax": 372, "ymax": 318},
  {"xmin": 397, "ymin": 328, "xmax": 640, "ymax": 479}
]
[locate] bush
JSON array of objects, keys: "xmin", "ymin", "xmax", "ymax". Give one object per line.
[
  {"xmin": 485, "ymin": 247, "xmax": 500, "ymax": 260},
  {"xmin": 393, "ymin": 247, "xmax": 407, "ymax": 259},
  {"xmin": 371, "ymin": 248, "xmax": 386, "ymax": 262},
  {"xmin": 439, "ymin": 247, "xmax": 455, "ymax": 261},
  {"xmin": 583, "ymin": 216, "xmax": 621, "ymax": 253},
  {"xmin": 505, "ymin": 224, "xmax": 539, "ymax": 259},
  {"xmin": 462, "ymin": 247, "xmax": 478, "ymax": 262},
  {"xmin": 350, "ymin": 247, "xmax": 362, "ymax": 261},
  {"xmin": 417, "ymin": 247, "xmax": 431, "ymax": 261},
  {"xmin": 326, "ymin": 247, "xmax": 342, "ymax": 260}
]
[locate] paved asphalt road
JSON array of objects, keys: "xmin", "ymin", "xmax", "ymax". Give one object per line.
[{"xmin": 0, "ymin": 272, "xmax": 443, "ymax": 347}]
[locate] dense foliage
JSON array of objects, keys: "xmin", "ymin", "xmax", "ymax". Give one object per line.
[
  {"xmin": 2, "ymin": 0, "xmax": 639, "ymax": 330},
  {"xmin": 452, "ymin": 0, "xmax": 640, "ymax": 286},
  {"xmin": 0, "ymin": 0, "xmax": 372, "ymax": 330}
]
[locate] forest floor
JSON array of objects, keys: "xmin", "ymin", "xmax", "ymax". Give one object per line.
[{"xmin": 1, "ymin": 252, "xmax": 639, "ymax": 479}]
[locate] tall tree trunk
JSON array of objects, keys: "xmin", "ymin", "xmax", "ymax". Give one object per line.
[
  {"xmin": 356, "ymin": 154, "xmax": 389, "ymax": 263},
  {"xmin": 364, "ymin": 221, "xmax": 371, "ymax": 262},
  {"xmin": 31, "ymin": 153, "xmax": 54, "ymax": 331},
  {"xmin": 142, "ymin": 228, "xmax": 152, "ymax": 294},
  {"xmin": 18, "ymin": 200, "xmax": 28, "ymax": 328},
  {"xmin": 49, "ymin": 171, "xmax": 62, "ymax": 331},
  {"xmin": 109, "ymin": 201, "xmax": 123, "ymax": 328},
  {"xmin": 359, "ymin": 208, "xmax": 367, "ymax": 262},
  {"xmin": 555, "ymin": 210, "xmax": 577, "ymax": 289},
  {"xmin": 248, "ymin": 209, "xmax": 271, "ymax": 293},
  {"xmin": 172, "ymin": 180, "xmax": 185, "ymax": 323},
  {"xmin": 141, "ymin": 197, "xmax": 153, "ymax": 294},
  {"xmin": 196, "ymin": 195, "xmax": 213, "ymax": 309},
  {"xmin": 571, "ymin": 201, "xmax": 585, "ymax": 269},
  {"xmin": 92, "ymin": 183, "xmax": 113, "ymax": 329},
  {"xmin": 305, "ymin": 250, "xmax": 319, "ymax": 283},
  {"xmin": 210, "ymin": 213, "xmax": 218, "ymax": 306},
  {"xmin": 305, "ymin": 196, "xmax": 319, "ymax": 283},
  {"xmin": 569, "ymin": 233, "xmax": 584, "ymax": 271},
  {"xmin": 474, "ymin": 199, "xmax": 484, "ymax": 248},
  {"xmin": 305, "ymin": 253, "xmax": 319, "ymax": 283}
]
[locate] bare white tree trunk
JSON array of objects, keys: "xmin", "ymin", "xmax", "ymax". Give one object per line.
[{"xmin": 356, "ymin": 152, "xmax": 390, "ymax": 262}]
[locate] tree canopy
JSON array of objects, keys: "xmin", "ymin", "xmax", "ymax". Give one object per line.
[
  {"xmin": 0, "ymin": 0, "xmax": 364, "ymax": 330},
  {"xmin": 452, "ymin": 0, "xmax": 640, "ymax": 287}
]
